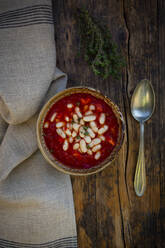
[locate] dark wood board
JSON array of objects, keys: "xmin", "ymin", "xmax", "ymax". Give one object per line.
[{"xmin": 53, "ymin": 0, "xmax": 165, "ymax": 247}]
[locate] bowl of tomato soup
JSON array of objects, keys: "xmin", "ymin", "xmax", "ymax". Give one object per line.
[{"xmin": 37, "ymin": 87, "xmax": 125, "ymax": 175}]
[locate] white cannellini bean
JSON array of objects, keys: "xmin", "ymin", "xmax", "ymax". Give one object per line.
[
  {"xmin": 66, "ymin": 129, "xmax": 72, "ymax": 136},
  {"xmin": 99, "ymin": 113, "xmax": 106, "ymax": 124},
  {"xmin": 80, "ymin": 139, "xmax": 87, "ymax": 153},
  {"xmin": 85, "ymin": 111, "xmax": 93, "ymax": 116},
  {"xmin": 100, "ymin": 135, "xmax": 105, "ymax": 141},
  {"xmin": 56, "ymin": 122, "xmax": 64, "ymax": 128},
  {"xmin": 80, "ymin": 133, "xmax": 85, "ymax": 138},
  {"xmin": 73, "ymin": 123, "xmax": 80, "ymax": 132},
  {"xmin": 98, "ymin": 125, "xmax": 109, "ymax": 135},
  {"xmin": 89, "ymin": 104, "xmax": 95, "ymax": 111},
  {"xmin": 69, "ymin": 137, "xmax": 73, "ymax": 143},
  {"xmin": 73, "ymin": 143, "xmax": 79, "ymax": 150},
  {"xmin": 50, "ymin": 113, "xmax": 57, "ymax": 122},
  {"xmin": 44, "ymin": 122, "xmax": 49, "ymax": 128},
  {"xmin": 89, "ymin": 138, "xmax": 101, "ymax": 148},
  {"xmin": 79, "ymin": 127, "xmax": 85, "ymax": 138},
  {"xmin": 94, "ymin": 151, "xmax": 101, "ymax": 160},
  {"xmin": 75, "ymin": 106, "xmax": 82, "ymax": 118},
  {"xmin": 90, "ymin": 121, "xmax": 98, "ymax": 133},
  {"xmin": 80, "ymin": 119, "xmax": 85, "ymax": 125},
  {"xmin": 83, "ymin": 115, "xmax": 96, "ymax": 122},
  {"xmin": 67, "ymin": 103, "xmax": 73, "ymax": 108},
  {"xmin": 92, "ymin": 144, "xmax": 102, "ymax": 152},
  {"xmin": 84, "ymin": 136, "xmax": 91, "ymax": 144},
  {"xmin": 87, "ymin": 127, "xmax": 95, "ymax": 138},
  {"xmin": 72, "ymin": 131, "xmax": 77, "ymax": 138},
  {"xmin": 56, "ymin": 128, "xmax": 66, "ymax": 139},
  {"xmin": 87, "ymin": 149, "xmax": 93, "ymax": 155},
  {"xmin": 73, "ymin": 114, "xmax": 78, "ymax": 123},
  {"xmin": 63, "ymin": 140, "xmax": 69, "ymax": 151},
  {"xmin": 65, "ymin": 116, "xmax": 69, "ymax": 122}
]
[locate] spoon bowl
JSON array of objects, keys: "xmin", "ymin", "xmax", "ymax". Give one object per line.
[
  {"xmin": 131, "ymin": 79, "xmax": 155, "ymax": 196},
  {"xmin": 131, "ymin": 79, "xmax": 155, "ymax": 122}
]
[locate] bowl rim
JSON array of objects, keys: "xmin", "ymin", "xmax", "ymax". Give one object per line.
[{"xmin": 37, "ymin": 86, "xmax": 125, "ymax": 176}]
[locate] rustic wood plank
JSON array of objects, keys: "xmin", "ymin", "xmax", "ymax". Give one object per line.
[
  {"xmin": 53, "ymin": 0, "xmax": 165, "ymax": 247},
  {"xmin": 122, "ymin": 1, "xmax": 164, "ymax": 247}
]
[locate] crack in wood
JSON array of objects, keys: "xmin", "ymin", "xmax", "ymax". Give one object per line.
[{"xmin": 122, "ymin": 0, "xmax": 132, "ymax": 207}]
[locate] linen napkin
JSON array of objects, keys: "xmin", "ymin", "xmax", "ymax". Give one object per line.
[{"xmin": 0, "ymin": 0, "xmax": 77, "ymax": 247}]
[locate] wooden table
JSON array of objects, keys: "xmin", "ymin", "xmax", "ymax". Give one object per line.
[{"xmin": 54, "ymin": 1, "xmax": 165, "ymax": 247}]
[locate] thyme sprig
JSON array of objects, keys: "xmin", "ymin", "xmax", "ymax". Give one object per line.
[{"xmin": 76, "ymin": 9, "xmax": 125, "ymax": 79}]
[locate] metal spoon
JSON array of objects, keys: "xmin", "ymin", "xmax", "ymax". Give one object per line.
[{"xmin": 131, "ymin": 79, "xmax": 155, "ymax": 196}]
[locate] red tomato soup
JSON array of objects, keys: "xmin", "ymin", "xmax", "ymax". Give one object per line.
[{"xmin": 43, "ymin": 93, "xmax": 119, "ymax": 169}]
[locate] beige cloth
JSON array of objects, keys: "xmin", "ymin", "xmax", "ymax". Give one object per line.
[{"xmin": 0, "ymin": 0, "xmax": 77, "ymax": 246}]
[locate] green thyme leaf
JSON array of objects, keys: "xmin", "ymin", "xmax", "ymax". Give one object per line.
[
  {"xmin": 76, "ymin": 8, "xmax": 125, "ymax": 79},
  {"xmin": 76, "ymin": 135, "xmax": 81, "ymax": 140},
  {"xmin": 84, "ymin": 131, "xmax": 89, "ymax": 136},
  {"xmin": 87, "ymin": 144, "xmax": 90, "ymax": 149},
  {"xmin": 83, "ymin": 126, "xmax": 88, "ymax": 130}
]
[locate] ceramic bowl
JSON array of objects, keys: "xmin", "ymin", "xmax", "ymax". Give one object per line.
[{"xmin": 37, "ymin": 87, "xmax": 125, "ymax": 176}]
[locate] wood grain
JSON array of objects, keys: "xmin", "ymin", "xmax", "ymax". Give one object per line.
[{"xmin": 53, "ymin": 0, "xmax": 165, "ymax": 247}]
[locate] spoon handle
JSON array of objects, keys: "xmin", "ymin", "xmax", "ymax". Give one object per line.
[{"xmin": 134, "ymin": 122, "xmax": 146, "ymax": 196}]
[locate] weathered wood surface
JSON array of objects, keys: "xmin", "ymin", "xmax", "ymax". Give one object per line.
[{"xmin": 53, "ymin": 0, "xmax": 165, "ymax": 247}]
